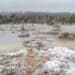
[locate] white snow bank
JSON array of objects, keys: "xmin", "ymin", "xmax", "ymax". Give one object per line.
[
  {"xmin": 45, "ymin": 60, "xmax": 61, "ymax": 69},
  {"xmin": 0, "ymin": 47, "xmax": 75, "ymax": 75},
  {"xmin": 7, "ymin": 49, "xmax": 28, "ymax": 56},
  {"xmin": 34, "ymin": 47, "xmax": 75, "ymax": 75}
]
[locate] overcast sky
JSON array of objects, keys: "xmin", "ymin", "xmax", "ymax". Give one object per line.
[{"xmin": 0, "ymin": 0, "xmax": 74, "ymax": 12}]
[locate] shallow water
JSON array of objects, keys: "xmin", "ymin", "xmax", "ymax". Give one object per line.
[{"xmin": 0, "ymin": 24, "xmax": 75, "ymax": 52}]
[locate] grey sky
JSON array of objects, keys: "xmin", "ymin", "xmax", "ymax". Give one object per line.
[{"xmin": 0, "ymin": 0, "xmax": 74, "ymax": 12}]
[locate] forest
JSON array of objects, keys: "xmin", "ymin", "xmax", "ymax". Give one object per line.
[{"xmin": 0, "ymin": 12, "xmax": 75, "ymax": 24}]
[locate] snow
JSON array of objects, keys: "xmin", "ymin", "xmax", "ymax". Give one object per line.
[
  {"xmin": 0, "ymin": 47, "xmax": 75, "ymax": 75},
  {"xmin": 7, "ymin": 49, "xmax": 28, "ymax": 56},
  {"xmin": 45, "ymin": 60, "xmax": 61, "ymax": 69},
  {"xmin": 34, "ymin": 47, "xmax": 75, "ymax": 75}
]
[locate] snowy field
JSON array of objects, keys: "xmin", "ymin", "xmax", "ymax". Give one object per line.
[
  {"xmin": 0, "ymin": 24, "xmax": 75, "ymax": 52},
  {"xmin": 0, "ymin": 24, "xmax": 75, "ymax": 75},
  {"xmin": 0, "ymin": 47, "xmax": 75, "ymax": 75}
]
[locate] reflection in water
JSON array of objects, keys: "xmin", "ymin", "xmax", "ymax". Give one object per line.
[{"xmin": 0, "ymin": 24, "xmax": 75, "ymax": 52}]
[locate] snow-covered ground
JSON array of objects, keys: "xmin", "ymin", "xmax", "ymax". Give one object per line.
[
  {"xmin": 0, "ymin": 24, "xmax": 75, "ymax": 74},
  {"xmin": 0, "ymin": 47, "xmax": 75, "ymax": 75},
  {"xmin": 0, "ymin": 24, "xmax": 75, "ymax": 51}
]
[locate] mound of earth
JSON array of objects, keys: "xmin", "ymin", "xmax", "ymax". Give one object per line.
[{"xmin": 58, "ymin": 32, "xmax": 75, "ymax": 40}]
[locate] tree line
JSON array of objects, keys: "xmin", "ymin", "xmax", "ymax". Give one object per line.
[{"xmin": 0, "ymin": 13, "xmax": 75, "ymax": 24}]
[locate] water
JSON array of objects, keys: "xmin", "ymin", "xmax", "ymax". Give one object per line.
[{"xmin": 0, "ymin": 24, "xmax": 75, "ymax": 53}]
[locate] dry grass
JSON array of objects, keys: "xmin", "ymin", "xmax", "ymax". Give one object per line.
[
  {"xmin": 27, "ymin": 72, "xmax": 32, "ymax": 75},
  {"xmin": 26, "ymin": 50, "xmax": 51, "ymax": 69},
  {"xmin": 26, "ymin": 54, "xmax": 42, "ymax": 69}
]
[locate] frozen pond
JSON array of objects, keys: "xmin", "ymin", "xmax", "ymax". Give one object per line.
[{"xmin": 0, "ymin": 24, "xmax": 75, "ymax": 52}]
